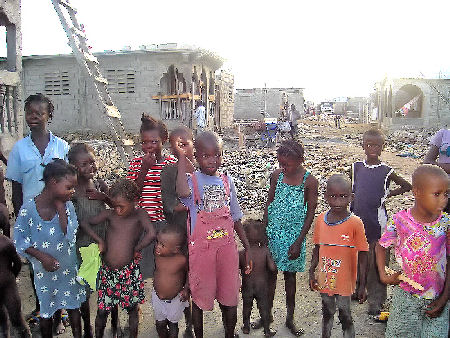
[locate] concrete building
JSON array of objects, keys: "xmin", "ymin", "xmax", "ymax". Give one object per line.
[
  {"xmin": 234, "ymin": 87, "xmax": 304, "ymax": 120},
  {"xmin": 375, "ymin": 77, "xmax": 450, "ymax": 128},
  {"xmin": 0, "ymin": 0, "xmax": 22, "ymax": 154},
  {"xmin": 10, "ymin": 46, "xmax": 233, "ymax": 133}
]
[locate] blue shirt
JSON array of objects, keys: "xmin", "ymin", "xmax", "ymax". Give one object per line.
[
  {"xmin": 180, "ymin": 171, "xmax": 243, "ymax": 234},
  {"xmin": 6, "ymin": 132, "xmax": 69, "ymax": 203}
]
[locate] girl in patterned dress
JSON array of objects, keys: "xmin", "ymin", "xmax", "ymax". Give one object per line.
[
  {"xmin": 14, "ymin": 160, "xmax": 85, "ymax": 338},
  {"xmin": 126, "ymin": 114, "xmax": 176, "ymax": 278},
  {"xmin": 264, "ymin": 140, "xmax": 318, "ymax": 336}
]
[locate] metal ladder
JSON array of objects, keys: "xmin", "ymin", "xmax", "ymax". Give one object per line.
[{"xmin": 50, "ymin": 0, "xmax": 134, "ymax": 168}]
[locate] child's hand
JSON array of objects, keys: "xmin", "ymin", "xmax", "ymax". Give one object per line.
[
  {"xmin": 86, "ymin": 189, "xmax": 106, "ymax": 201},
  {"xmin": 244, "ymin": 250, "xmax": 253, "ymax": 275},
  {"xmin": 172, "ymin": 137, "xmax": 186, "ymax": 157},
  {"xmin": 288, "ymin": 241, "xmax": 302, "ymax": 260},
  {"xmin": 425, "ymin": 296, "xmax": 447, "ymax": 318},
  {"xmin": 309, "ymin": 274, "xmax": 319, "ymax": 291},
  {"xmin": 98, "ymin": 240, "xmax": 106, "ymax": 254},
  {"xmin": 173, "ymin": 203, "xmax": 188, "ymax": 212},
  {"xmin": 142, "ymin": 152, "xmax": 157, "ymax": 169},
  {"xmin": 179, "ymin": 287, "xmax": 190, "ymax": 302},
  {"xmin": 379, "ymin": 270, "xmax": 401, "ymax": 285},
  {"xmin": 357, "ymin": 286, "xmax": 367, "ymax": 304},
  {"xmin": 40, "ymin": 253, "xmax": 60, "ymax": 272}
]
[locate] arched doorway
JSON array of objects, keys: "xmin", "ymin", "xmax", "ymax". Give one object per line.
[{"xmin": 394, "ymin": 84, "xmax": 423, "ymax": 118}]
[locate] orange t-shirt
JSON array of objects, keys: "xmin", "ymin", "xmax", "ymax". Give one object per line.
[{"xmin": 313, "ymin": 212, "xmax": 369, "ymax": 296}]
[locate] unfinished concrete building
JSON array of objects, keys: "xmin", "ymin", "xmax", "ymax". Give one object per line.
[
  {"xmin": 375, "ymin": 77, "xmax": 450, "ymax": 128},
  {"xmin": 9, "ymin": 45, "xmax": 232, "ymax": 133},
  {"xmin": 0, "ymin": 0, "xmax": 22, "ymax": 154},
  {"xmin": 234, "ymin": 88, "xmax": 304, "ymax": 120}
]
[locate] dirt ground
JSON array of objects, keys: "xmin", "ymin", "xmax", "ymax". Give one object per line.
[{"xmin": 14, "ymin": 120, "xmax": 422, "ymax": 337}]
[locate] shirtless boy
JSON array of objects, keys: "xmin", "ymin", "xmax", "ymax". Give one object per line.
[
  {"xmin": 152, "ymin": 225, "xmax": 189, "ymax": 338},
  {"xmin": 0, "ymin": 234, "xmax": 31, "ymax": 337},
  {"xmin": 240, "ymin": 220, "xmax": 276, "ymax": 337},
  {"xmin": 80, "ymin": 179, "xmax": 155, "ymax": 338}
]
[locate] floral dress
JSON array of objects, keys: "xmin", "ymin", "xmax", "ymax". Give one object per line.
[
  {"xmin": 13, "ymin": 199, "xmax": 86, "ymax": 318},
  {"xmin": 267, "ymin": 172, "xmax": 309, "ymax": 272}
]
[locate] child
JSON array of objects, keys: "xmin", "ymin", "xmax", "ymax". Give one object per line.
[
  {"xmin": 0, "ymin": 233, "xmax": 31, "ymax": 338},
  {"xmin": 13, "ymin": 159, "xmax": 84, "ymax": 338},
  {"xmin": 161, "ymin": 126, "xmax": 195, "ymax": 229},
  {"xmin": 239, "ymin": 220, "xmax": 276, "ymax": 337},
  {"xmin": 126, "ymin": 114, "xmax": 176, "ymax": 278},
  {"xmin": 176, "ymin": 131, "xmax": 251, "ymax": 338},
  {"xmin": 309, "ymin": 174, "xmax": 369, "ymax": 338},
  {"xmin": 264, "ymin": 140, "xmax": 318, "ymax": 336},
  {"xmin": 6, "ymin": 94, "xmax": 70, "ymax": 326},
  {"xmin": 160, "ymin": 126, "xmax": 195, "ymax": 337},
  {"xmin": 80, "ymin": 179, "xmax": 155, "ymax": 338},
  {"xmin": 68, "ymin": 143, "xmax": 111, "ymax": 338},
  {"xmin": 350, "ymin": 128, "xmax": 411, "ymax": 315},
  {"xmin": 152, "ymin": 225, "xmax": 189, "ymax": 338},
  {"xmin": 376, "ymin": 164, "xmax": 449, "ymax": 337}
]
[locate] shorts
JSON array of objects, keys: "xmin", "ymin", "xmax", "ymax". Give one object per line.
[
  {"xmin": 97, "ymin": 255, "xmax": 145, "ymax": 311},
  {"xmin": 151, "ymin": 289, "xmax": 189, "ymax": 323},
  {"xmin": 189, "ymin": 241, "xmax": 240, "ymax": 311},
  {"xmin": 385, "ymin": 286, "xmax": 449, "ymax": 338}
]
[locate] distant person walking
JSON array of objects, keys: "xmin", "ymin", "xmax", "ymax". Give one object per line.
[
  {"xmin": 193, "ymin": 101, "xmax": 206, "ymax": 135},
  {"xmin": 288, "ymin": 104, "xmax": 300, "ymax": 139}
]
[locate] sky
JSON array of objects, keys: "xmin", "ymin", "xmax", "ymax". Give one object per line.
[{"xmin": 2, "ymin": 0, "xmax": 450, "ymax": 101}]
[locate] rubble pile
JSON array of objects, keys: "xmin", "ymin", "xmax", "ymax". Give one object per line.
[{"xmin": 384, "ymin": 127, "xmax": 440, "ymax": 158}]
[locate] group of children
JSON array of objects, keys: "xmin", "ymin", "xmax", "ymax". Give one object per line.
[{"xmin": 0, "ymin": 93, "xmax": 448, "ymax": 338}]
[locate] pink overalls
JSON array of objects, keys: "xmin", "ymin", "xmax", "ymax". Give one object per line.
[{"xmin": 187, "ymin": 173, "xmax": 240, "ymax": 311}]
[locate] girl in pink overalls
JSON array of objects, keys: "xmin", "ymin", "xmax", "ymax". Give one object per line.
[{"xmin": 176, "ymin": 131, "xmax": 252, "ymax": 338}]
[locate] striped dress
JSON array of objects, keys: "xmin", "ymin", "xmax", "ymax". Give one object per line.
[{"xmin": 126, "ymin": 156, "xmax": 177, "ymax": 221}]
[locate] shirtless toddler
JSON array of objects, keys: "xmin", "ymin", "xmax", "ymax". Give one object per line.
[
  {"xmin": 80, "ymin": 179, "xmax": 155, "ymax": 338},
  {"xmin": 152, "ymin": 225, "xmax": 189, "ymax": 338}
]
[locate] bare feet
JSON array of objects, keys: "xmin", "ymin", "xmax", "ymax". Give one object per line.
[
  {"xmin": 53, "ymin": 321, "xmax": 65, "ymax": 335},
  {"xmin": 183, "ymin": 327, "xmax": 194, "ymax": 337},
  {"xmin": 83, "ymin": 325, "xmax": 93, "ymax": 338},
  {"xmin": 241, "ymin": 324, "xmax": 250, "ymax": 334},
  {"xmin": 250, "ymin": 315, "xmax": 273, "ymax": 330},
  {"xmin": 286, "ymin": 320, "xmax": 304, "ymax": 336},
  {"xmin": 264, "ymin": 327, "xmax": 277, "ymax": 337}
]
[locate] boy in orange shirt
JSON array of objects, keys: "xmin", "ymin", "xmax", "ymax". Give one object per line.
[{"xmin": 309, "ymin": 174, "xmax": 368, "ymax": 338}]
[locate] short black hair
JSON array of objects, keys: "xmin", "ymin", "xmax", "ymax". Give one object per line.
[
  {"xmin": 159, "ymin": 224, "xmax": 186, "ymax": 248},
  {"xmin": 109, "ymin": 179, "xmax": 140, "ymax": 201},
  {"xmin": 24, "ymin": 93, "xmax": 54, "ymax": 120},
  {"xmin": 140, "ymin": 114, "xmax": 168, "ymax": 143},
  {"xmin": 68, "ymin": 143, "xmax": 95, "ymax": 164},
  {"xmin": 277, "ymin": 140, "xmax": 304, "ymax": 160},
  {"xmin": 243, "ymin": 219, "xmax": 264, "ymax": 234},
  {"xmin": 363, "ymin": 128, "xmax": 385, "ymax": 142},
  {"xmin": 194, "ymin": 131, "xmax": 222, "ymax": 151},
  {"xmin": 42, "ymin": 159, "xmax": 77, "ymax": 184},
  {"xmin": 169, "ymin": 126, "xmax": 193, "ymax": 143},
  {"xmin": 326, "ymin": 173, "xmax": 352, "ymax": 193},
  {"xmin": 412, "ymin": 164, "xmax": 448, "ymax": 190}
]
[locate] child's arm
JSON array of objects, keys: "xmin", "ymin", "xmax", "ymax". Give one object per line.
[
  {"xmin": 176, "ymin": 153, "xmax": 191, "ymax": 198},
  {"xmin": 80, "ymin": 210, "xmax": 110, "ymax": 252},
  {"xmin": 0, "ymin": 169, "xmax": 6, "ymax": 205},
  {"xmin": 134, "ymin": 209, "xmax": 156, "ymax": 253},
  {"xmin": 387, "ymin": 172, "xmax": 412, "ymax": 198},
  {"xmin": 11, "ymin": 181, "xmax": 23, "ymax": 217},
  {"xmin": 86, "ymin": 180, "xmax": 113, "ymax": 208},
  {"xmin": 179, "ymin": 257, "xmax": 190, "ymax": 301},
  {"xmin": 309, "ymin": 244, "xmax": 320, "ymax": 291},
  {"xmin": 266, "ymin": 248, "xmax": 277, "ymax": 272},
  {"xmin": 135, "ymin": 153, "xmax": 157, "ymax": 194},
  {"xmin": 356, "ymin": 251, "xmax": 368, "ymax": 303},
  {"xmin": 7, "ymin": 241, "xmax": 22, "ymax": 277},
  {"xmin": 375, "ymin": 242, "xmax": 401, "ymax": 285},
  {"xmin": 263, "ymin": 170, "xmax": 280, "ymax": 225},
  {"xmin": 288, "ymin": 175, "xmax": 319, "ymax": 260},
  {"xmin": 234, "ymin": 219, "xmax": 252, "ymax": 274},
  {"xmin": 425, "ymin": 256, "xmax": 450, "ymax": 318}
]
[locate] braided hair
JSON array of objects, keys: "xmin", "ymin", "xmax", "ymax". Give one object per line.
[
  {"xmin": 277, "ymin": 140, "xmax": 304, "ymax": 160},
  {"xmin": 140, "ymin": 113, "xmax": 168, "ymax": 143}
]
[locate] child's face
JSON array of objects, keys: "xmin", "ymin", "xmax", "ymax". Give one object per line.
[
  {"xmin": 73, "ymin": 152, "xmax": 97, "ymax": 180},
  {"xmin": 277, "ymin": 155, "xmax": 302, "ymax": 176},
  {"xmin": 51, "ymin": 174, "xmax": 77, "ymax": 202},
  {"xmin": 414, "ymin": 175, "xmax": 449, "ymax": 216},
  {"xmin": 325, "ymin": 182, "xmax": 353, "ymax": 212},
  {"xmin": 25, "ymin": 102, "xmax": 49, "ymax": 131},
  {"xmin": 171, "ymin": 134, "xmax": 194, "ymax": 160},
  {"xmin": 362, "ymin": 135, "xmax": 384, "ymax": 161},
  {"xmin": 141, "ymin": 130, "xmax": 163, "ymax": 155},
  {"xmin": 155, "ymin": 232, "xmax": 180, "ymax": 257},
  {"xmin": 111, "ymin": 195, "xmax": 136, "ymax": 217},
  {"xmin": 195, "ymin": 143, "xmax": 222, "ymax": 176}
]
